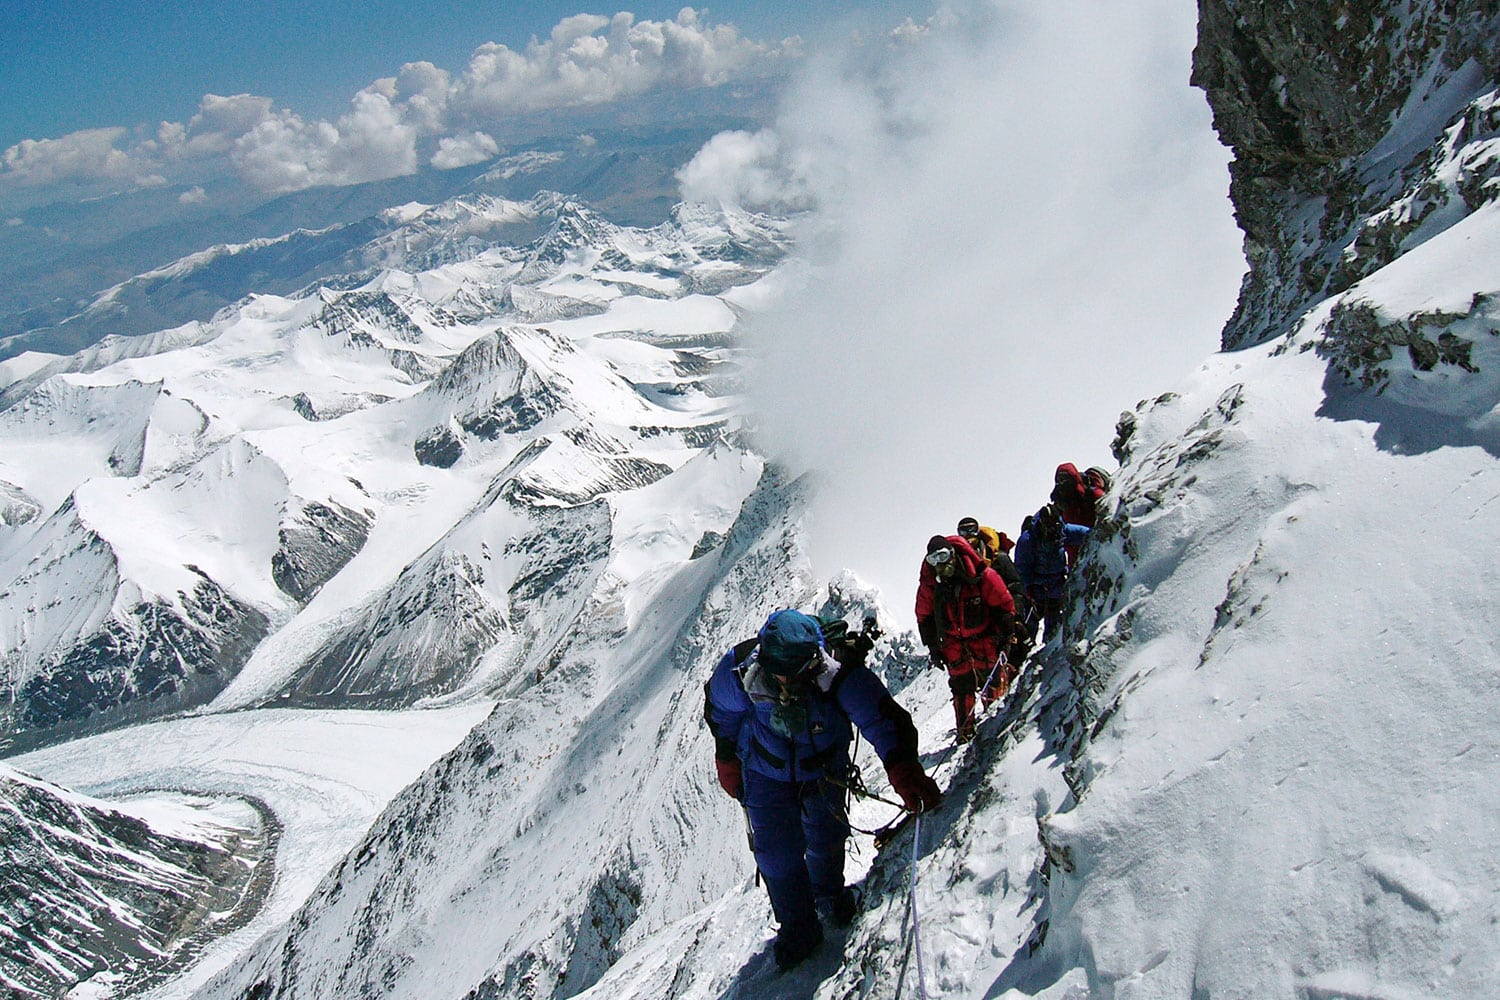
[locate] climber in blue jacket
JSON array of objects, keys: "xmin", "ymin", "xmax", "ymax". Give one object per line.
[
  {"xmin": 1014, "ymin": 503, "xmax": 1092, "ymax": 642},
  {"xmin": 703, "ymin": 609, "xmax": 941, "ymax": 970}
]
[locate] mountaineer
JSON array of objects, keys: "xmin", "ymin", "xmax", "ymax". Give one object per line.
[
  {"xmin": 703, "ymin": 610, "xmax": 942, "ymax": 970},
  {"xmin": 1014, "ymin": 504, "xmax": 1091, "ymax": 642},
  {"xmin": 915, "ymin": 534, "xmax": 1016, "ymax": 742}
]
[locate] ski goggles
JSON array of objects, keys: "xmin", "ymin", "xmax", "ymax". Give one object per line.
[
  {"xmin": 924, "ymin": 547, "xmax": 954, "ymax": 568},
  {"xmin": 763, "ymin": 648, "xmax": 822, "ymax": 680}
]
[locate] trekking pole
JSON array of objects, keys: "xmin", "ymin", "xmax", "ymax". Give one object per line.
[
  {"xmin": 909, "ymin": 812, "xmax": 930, "ymax": 1000},
  {"xmin": 740, "ymin": 802, "xmax": 765, "ymax": 889}
]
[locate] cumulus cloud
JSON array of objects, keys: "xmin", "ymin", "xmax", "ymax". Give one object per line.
[
  {"xmin": 676, "ymin": 129, "xmax": 817, "ymax": 211},
  {"xmin": 431, "ymin": 131, "xmax": 500, "ymax": 170},
  {"xmin": 2, "ymin": 7, "xmax": 794, "ymax": 204},
  {"xmin": 1, "ymin": 127, "xmax": 142, "ymax": 187},
  {"xmin": 703, "ymin": 0, "xmax": 1247, "ymax": 613},
  {"xmin": 178, "ymin": 186, "xmax": 208, "ymax": 205},
  {"xmin": 230, "ymin": 87, "xmax": 420, "ymax": 194},
  {"xmin": 168, "ymin": 93, "xmax": 277, "ymax": 158},
  {"xmin": 448, "ymin": 9, "xmax": 786, "ymax": 120}
]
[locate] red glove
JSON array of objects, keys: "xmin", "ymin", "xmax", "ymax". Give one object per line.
[
  {"xmin": 715, "ymin": 757, "xmax": 743, "ymax": 799},
  {"xmin": 886, "ymin": 760, "xmax": 942, "ymax": 813}
]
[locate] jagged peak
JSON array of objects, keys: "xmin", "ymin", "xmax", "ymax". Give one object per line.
[{"xmin": 428, "ymin": 328, "xmax": 529, "ymax": 397}]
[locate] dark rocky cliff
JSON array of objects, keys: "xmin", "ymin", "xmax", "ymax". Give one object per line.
[{"xmin": 1193, "ymin": 0, "xmax": 1500, "ymax": 349}]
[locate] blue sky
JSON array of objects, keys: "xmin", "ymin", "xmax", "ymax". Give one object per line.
[
  {"xmin": 0, "ymin": 2, "xmax": 919, "ymax": 213},
  {"xmin": 0, "ymin": 2, "xmax": 908, "ymax": 149}
]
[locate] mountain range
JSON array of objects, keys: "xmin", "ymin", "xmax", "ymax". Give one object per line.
[{"xmin": 3, "ymin": 2, "xmax": 1500, "ymax": 998}]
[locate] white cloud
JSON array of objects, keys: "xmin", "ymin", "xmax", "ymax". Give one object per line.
[
  {"xmin": 169, "ymin": 94, "xmax": 278, "ymax": 159},
  {"xmin": 431, "ymin": 131, "xmax": 499, "ymax": 170},
  {"xmin": 394, "ymin": 62, "xmax": 453, "ymax": 133},
  {"xmin": 178, "ymin": 186, "xmax": 208, "ymax": 205},
  {"xmin": 719, "ymin": 0, "xmax": 1247, "ymax": 613},
  {"xmin": 1, "ymin": 128, "xmax": 143, "ymax": 187},
  {"xmin": 676, "ymin": 129, "xmax": 815, "ymax": 211},
  {"xmin": 231, "ymin": 87, "xmax": 419, "ymax": 194},
  {"xmin": 449, "ymin": 9, "xmax": 789, "ymax": 120}
]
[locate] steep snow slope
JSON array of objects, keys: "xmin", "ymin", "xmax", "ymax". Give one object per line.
[{"xmin": 181, "ymin": 468, "xmax": 823, "ymax": 1000}]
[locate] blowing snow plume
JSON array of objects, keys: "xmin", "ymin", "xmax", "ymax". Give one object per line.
[{"xmin": 679, "ymin": 0, "xmax": 1246, "ymax": 615}]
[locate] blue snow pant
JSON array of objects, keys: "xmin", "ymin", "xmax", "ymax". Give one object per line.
[{"xmin": 743, "ymin": 768, "xmax": 848, "ymax": 937}]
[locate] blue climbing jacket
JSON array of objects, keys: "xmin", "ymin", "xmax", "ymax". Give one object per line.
[
  {"xmin": 704, "ymin": 637, "xmax": 918, "ymax": 784},
  {"xmin": 1015, "ymin": 519, "xmax": 1091, "ymax": 601}
]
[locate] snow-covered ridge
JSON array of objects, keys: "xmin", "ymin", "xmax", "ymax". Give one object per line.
[{"xmin": 174, "ymin": 4, "xmax": 1500, "ymax": 999}]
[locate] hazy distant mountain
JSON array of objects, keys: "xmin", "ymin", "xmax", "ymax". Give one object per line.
[{"xmin": 0, "ymin": 83, "xmax": 775, "ymax": 359}]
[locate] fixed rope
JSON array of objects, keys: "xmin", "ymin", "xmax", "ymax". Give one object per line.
[
  {"xmin": 909, "ymin": 811, "xmax": 930, "ymax": 1000},
  {"xmin": 977, "ymin": 649, "xmax": 1010, "ymax": 708}
]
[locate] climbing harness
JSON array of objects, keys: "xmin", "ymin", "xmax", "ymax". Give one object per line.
[{"xmin": 821, "ymin": 768, "xmax": 910, "ymax": 838}]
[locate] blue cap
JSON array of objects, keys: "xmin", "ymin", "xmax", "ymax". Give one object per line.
[{"xmin": 757, "ymin": 610, "xmax": 824, "ymax": 676}]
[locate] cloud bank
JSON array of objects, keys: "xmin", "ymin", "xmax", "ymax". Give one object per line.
[
  {"xmin": 680, "ymin": 1, "xmax": 1247, "ymax": 616},
  {"xmin": 0, "ymin": 8, "xmax": 796, "ymax": 203}
]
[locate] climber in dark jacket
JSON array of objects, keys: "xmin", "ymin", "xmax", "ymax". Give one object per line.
[
  {"xmin": 1014, "ymin": 504, "xmax": 1091, "ymax": 642},
  {"xmin": 704, "ymin": 610, "xmax": 941, "ymax": 970}
]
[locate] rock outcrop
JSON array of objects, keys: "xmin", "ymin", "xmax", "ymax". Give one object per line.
[{"xmin": 1193, "ymin": 0, "xmax": 1500, "ymax": 348}]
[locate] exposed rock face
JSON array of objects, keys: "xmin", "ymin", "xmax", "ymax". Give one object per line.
[
  {"xmin": 9, "ymin": 571, "xmax": 270, "ymax": 753},
  {"xmin": 1193, "ymin": 0, "xmax": 1500, "ymax": 348},
  {"xmin": 288, "ymin": 548, "xmax": 512, "ymax": 706},
  {"xmin": 271, "ymin": 498, "xmax": 374, "ymax": 604},
  {"xmin": 414, "ymin": 424, "xmax": 464, "ymax": 467},
  {"xmin": 0, "ymin": 480, "xmax": 40, "ymax": 526},
  {"xmin": 0, "ymin": 767, "xmax": 272, "ymax": 999}
]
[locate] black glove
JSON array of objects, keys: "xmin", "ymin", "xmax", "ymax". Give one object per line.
[
  {"xmin": 917, "ymin": 617, "xmax": 936, "ymax": 649},
  {"xmin": 994, "ymin": 610, "xmax": 1015, "ymax": 645},
  {"xmin": 927, "ymin": 646, "xmax": 946, "ymax": 670}
]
